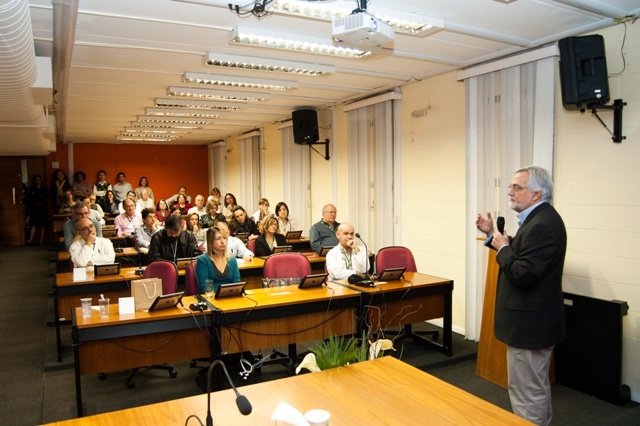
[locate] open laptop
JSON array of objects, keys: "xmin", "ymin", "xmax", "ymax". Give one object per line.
[
  {"xmin": 377, "ymin": 267, "xmax": 406, "ymax": 281},
  {"xmin": 318, "ymin": 246, "xmax": 334, "ymax": 257},
  {"xmin": 94, "ymin": 263, "xmax": 121, "ymax": 276},
  {"xmin": 214, "ymin": 282, "xmax": 246, "ymax": 299},
  {"xmin": 285, "ymin": 230, "xmax": 302, "ymax": 240},
  {"xmin": 298, "ymin": 273, "xmax": 328, "ymax": 289},
  {"xmin": 148, "ymin": 291, "xmax": 184, "ymax": 311},
  {"xmin": 272, "ymin": 245, "xmax": 293, "ymax": 254},
  {"xmin": 175, "ymin": 258, "xmax": 194, "ymax": 270}
]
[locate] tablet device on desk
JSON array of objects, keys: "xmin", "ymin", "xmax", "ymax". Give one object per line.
[
  {"xmin": 273, "ymin": 245, "xmax": 292, "ymax": 254},
  {"xmin": 318, "ymin": 246, "xmax": 334, "ymax": 257},
  {"xmin": 148, "ymin": 291, "xmax": 184, "ymax": 311},
  {"xmin": 102, "ymin": 228, "xmax": 118, "ymax": 238},
  {"xmin": 377, "ymin": 267, "xmax": 406, "ymax": 281},
  {"xmin": 285, "ymin": 230, "xmax": 302, "ymax": 240},
  {"xmin": 214, "ymin": 282, "xmax": 246, "ymax": 299},
  {"xmin": 175, "ymin": 258, "xmax": 194, "ymax": 270},
  {"xmin": 298, "ymin": 273, "xmax": 328, "ymax": 289},
  {"xmin": 94, "ymin": 263, "xmax": 121, "ymax": 276},
  {"xmin": 235, "ymin": 232, "xmax": 250, "ymax": 242}
]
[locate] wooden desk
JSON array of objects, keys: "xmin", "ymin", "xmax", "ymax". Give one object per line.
[
  {"xmin": 71, "ymin": 296, "xmax": 212, "ymax": 417},
  {"xmin": 334, "ymin": 271, "xmax": 454, "ymax": 356},
  {"xmin": 47, "ymin": 357, "xmax": 531, "ymax": 425}
]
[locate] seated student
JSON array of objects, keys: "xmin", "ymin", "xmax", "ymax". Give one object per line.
[
  {"xmin": 72, "ymin": 171, "xmax": 92, "ymax": 200},
  {"xmin": 63, "ymin": 202, "xmax": 104, "ymax": 250},
  {"xmin": 118, "ymin": 191, "xmax": 142, "ymax": 214},
  {"xmin": 155, "ymin": 199, "xmax": 170, "ymax": 225},
  {"xmin": 228, "ymin": 206, "xmax": 259, "ymax": 240},
  {"xmin": 165, "ymin": 185, "xmax": 191, "ymax": 205},
  {"xmin": 93, "ymin": 170, "xmax": 112, "ymax": 212},
  {"xmin": 134, "ymin": 208, "xmax": 161, "ymax": 250},
  {"xmin": 134, "ymin": 176, "xmax": 155, "ymax": 202},
  {"xmin": 309, "ymin": 203, "xmax": 340, "ymax": 254},
  {"xmin": 69, "ymin": 218, "xmax": 115, "ymax": 268},
  {"xmin": 200, "ymin": 200, "xmax": 226, "ymax": 229},
  {"xmin": 58, "ymin": 189, "xmax": 76, "ymax": 214},
  {"xmin": 136, "ymin": 188, "xmax": 155, "ymax": 211},
  {"xmin": 222, "ymin": 192, "xmax": 238, "ymax": 219},
  {"xmin": 186, "ymin": 212, "xmax": 206, "ymax": 248},
  {"xmin": 171, "ymin": 193, "xmax": 192, "ymax": 215},
  {"xmin": 170, "ymin": 205, "xmax": 187, "ymax": 230},
  {"xmin": 104, "ymin": 190, "xmax": 119, "ymax": 215},
  {"xmin": 254, "ymin": 216, "xmax": 287, "ymax": 257},
  {"xmin": 207, "ymin": 187, "xmax": 222, "ymax": 207},
  {"xmin": 148, "ymin": 214, "xmax": 201, "ymax": 263},
  {"xmin": 251, "ymin": 198, "xmax": 271, "ymax": 223},
  {"xmin": 274, "ymin": 201, "xmax": 300, "ymax": 235},
  {"xmin": 114, "ymin": 198, "xmax": 143, "ymax": 237},
  {"xmin": 87, "ymin": 194, "xmax": 105, "ymax": 221},
  {"xmin": 216, "ymin": 222, "xmax": 254, "ymax": 261},
  {"xmin": 187, "ymin": 194, "xmax": 207, "ymax": 219},
  {"xmin": 195, "ymin": 225, "xmax": 241, "ymax": 294},
  {"xmin": 81, "ymin": 195, "xmax": 105, "ymax": 226},
  {"xmin": 326, "ymin": 223, "xmax": 369, "ymax": 281}
]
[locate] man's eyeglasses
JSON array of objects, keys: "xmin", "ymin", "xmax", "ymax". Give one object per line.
[{"xmin": 508, "ymin": 184, "xmax": 528, "ymax": 192}]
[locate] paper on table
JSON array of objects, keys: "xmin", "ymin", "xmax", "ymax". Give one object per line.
[{"xmin": 270, "ymin": 401, "xmax": 310, "ymax": 426}]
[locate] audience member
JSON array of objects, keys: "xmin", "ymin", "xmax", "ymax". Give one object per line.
[
  {"xmin": 134, "ymin": 208, "xmax": 161, "ymax": 250},
  {"xmin": 171, "ymin": 193, "xmax": 191, "ymax": 215},
  {"xmin": 118, "ymin": 191, "xmax": 141, "ymax": 214},
  {"xmin": 229, "ymin": 206, "xmax": 259, "ymax": 239},
  {"xmin": 69, "ymin": 218, "xmax": 115, "ymax": 268},
  {"xmin": 251, "ymin": 198, "xmax": 271, "ymax": 223},
  {"xmin": 222, "ymin": 193, "xmax": 238, "ymax": 218},
  {"xmin": 134, "ymin": 176, "xmax": 155, "ymax": 201},
  {"xmin": 136, "ymin": 188, "xmax": 155, "ymax": 211},
  {"xmin": 104, "ymin": 190, "xmax": 119, "ymax": 215},
  {"xmin": 165, "ymin": 186, "xmax": 191, "ymax": 205},
  {"xmin": 112, "ymin": 172, "xmax": 133, "ymax": 203},
  {"xmin": 148, "ymin": 214, "xmax": 201, "ymax": 263},
  {"xmin": 309, "ymin": 203, "xmax": 340, "ymax": 254},
  {"xmin": 207, "ymin": 187, "xmax": 222, "ymax": 207},
  {"xmin": 155, "ymin": 199, "xmax": 170, "ymax": 225},
  {"xmin": 170, "ymin": 206, "xmax": 187, "ymax": 229},
  {"xmin": 114, "ymin": 198, "xmax": 143, "ymax": 237},
  {"xmin": 216, "ymin": 222, "xmax": 253, "ymax": 261},
  {"xmin": 275, "ymin": 201, "xmax": 300, "ymax": 235},
  {"xmin": 87, "ymin": 194, "xmax": 105, "ymax": 221},
  {"xmin": 186, "ymin": 212, "xmax": 206, "ymax": 247},
  {"xmin": 58, "ymin": 189, "xmax": 76, "ymax": 214},
  {"xmin": 63, "ymin": 202, "xmax": 104, "ymax": 250},
  {"xmin": 26, "ymin": 175, "xmax": 47, "ymax": 244},
  {"xmin": 254, "ymin": 216, "xmax": 287, "ymax": 257},
  {"xmin": 200, "ymin": 200, "xmax": 226, "ymax": 229},
  {"xmin": 325, "ymin": 223, "xmax": 369, "ymax": 281},
  {"xmin": 50, "ymin": 169, "xmax": 71, "ymax": 212},
  {"xmin": 93, "ymin": 170, "xmax": 111, "ymax": 211},
  {"xmin": 187, "ymin": 194, "xmax": 207, "ymax": 218},
  {"xmin": 195, "ymin": 225, "xmax": 240, "ymax": 294},
  {"xmin": 72, "ymin": 171, "xmax": 92, "ymax": 200},
  {"xmin": 81, "ymin": 195, "xmax": 105, "ymax": 226}
]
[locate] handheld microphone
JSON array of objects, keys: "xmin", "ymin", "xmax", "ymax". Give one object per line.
[
  {"xmin": 206, "ymin": 360, "xmax": 252, "ymax": 426},
  {"xmin": 497, "ymin": 216, "xmax": 505, "ymax": 235}
]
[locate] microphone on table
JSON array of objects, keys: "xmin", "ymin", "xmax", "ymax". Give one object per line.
[
  {"xmin": 206, "ymin": 359, "xmax": 252, "ymax": 426},
  {"xmin": 497, "ymin": 216, "xmax": 505, "ymax": 235}
]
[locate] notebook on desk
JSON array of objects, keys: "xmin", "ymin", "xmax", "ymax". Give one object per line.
[
  {"xmin": 94, "ymin": 263, "xmax": 121, "ymax": 276},
  {"xmin": 148, "ymin": 291, "xmax": 184, "ymax": 311},
  {"xmin": 285, "ymin": 230, "xmax": 302, "ymax": 240},
  {"xmin": 214, "ymin": 282, "xmax": 246, "ymax": 299}
]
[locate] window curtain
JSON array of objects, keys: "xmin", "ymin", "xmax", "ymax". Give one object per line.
[
  {"xmin": 465, "ymin": 56, "xmax": 556, "ymax": 340},
  {"xmin": 238, "ymin": 134, "xmax": 261, "ymax": 215},
  {"xmin": 208, "ymin": 142, "xmax": 227, "ymax": 194},
  {"xmin": 281, "ymin": 125, "xmax": 311, "ymax": 233},
  {"xmin": 346, "ymin": 100, "xmax": 395, "ymax": 252}
]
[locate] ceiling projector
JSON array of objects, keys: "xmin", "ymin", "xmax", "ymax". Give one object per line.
[{"xmin": 332, "ymin": 12, "xmax": 394, "ymax": 48}]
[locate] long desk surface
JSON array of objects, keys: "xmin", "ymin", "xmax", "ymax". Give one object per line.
[{"xmin": 47, "ymin": 356, "xmax": 531, "ymax": 426}]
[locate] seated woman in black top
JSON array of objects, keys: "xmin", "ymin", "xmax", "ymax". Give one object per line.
[
  {"xmin": 228, "ymin": 206, "xmax": 259, "ymax": 240},
  {"xmin": 254, "ymin": 216, "xmax": 287, "ymax": 257}
]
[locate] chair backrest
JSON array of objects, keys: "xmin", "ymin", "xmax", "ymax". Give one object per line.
[
  {"xmin": 375, "ymin": 246, "xmax": 417, "ymax": 276},
  {"xmin": 185, "ymin": 260, "xmax": 199, "ymax": 295},
  {"xmin": 263, "ymin": 252, "xmax": 311, "ymax": 278},
  {"xmin": 142, "ymin": 260, "xmax": 178, "ymax": 294},
  {"xmin": 246, "ymin": 238, "xmax": 256, "ymax": 254}
]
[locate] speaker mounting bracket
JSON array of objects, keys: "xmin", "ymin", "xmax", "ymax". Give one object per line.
[
  {"xmin": 586, "ymin": 99, "xmax": 626, "ymax": 143},
  {"xmin": 309, "ymin": 138, "xmax": 330, "ymax": 160}
]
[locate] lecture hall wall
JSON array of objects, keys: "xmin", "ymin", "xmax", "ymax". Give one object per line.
[{"xmin": 45, "ymin": 143, "xmax": 210, "ymax": 203}]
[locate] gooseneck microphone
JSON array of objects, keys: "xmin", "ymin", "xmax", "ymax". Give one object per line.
[
  {"xmin": 206, "ymin": 360, "xmax": 252, "ymax": 426},
  {"xmin": 497, "ymin": 216, "xmax": 505, "ymax": 235},
  {"xmin": 355, "ymin": 232, "xmax": 370, "ymax": 276}
]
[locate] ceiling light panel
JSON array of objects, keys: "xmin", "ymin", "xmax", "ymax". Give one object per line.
[
  {"xmin": 229, "ymin": 26, "xmax": 371, "ymax": 59},
  {"xmin": 117, "ymin": 136, "xmax": 176, "ymax": 142},
  {"xmin": 184, "ymin": 71, "xmax": 299, "ymax": 90},
  {"xmin": 145, "ymin": 108, "xmax": 223, "ymax": 119},
  {"xmin": 155, "ymin": 98, "xmax": 247, "ymax": 110},
  {"xmin": 204, "ymin": 52, "xmax": 335, "ymax": 76},
  {"xmin": 124, "ymin": 128, "xmax": 191, "ymax": 134},
  {"xmin": 131, "ymin": 122, "xmax": 204, "ymax": 130},
  {"xmin": 167, "ymin": 86, "xmax": 270, "ymax": 102},
  {"xmin": 136, "ymin": 116, "xmax": 214, "ymax": 125}
]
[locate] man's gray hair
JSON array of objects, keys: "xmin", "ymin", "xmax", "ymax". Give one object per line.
[{"xmin": 517, "ymin": 165, "xmax": 553, "ymax": 203}]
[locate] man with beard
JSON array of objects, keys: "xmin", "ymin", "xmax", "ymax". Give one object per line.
[{"xmin": 148, "ymin": 214, "xmax": 201, "ymax": 263}]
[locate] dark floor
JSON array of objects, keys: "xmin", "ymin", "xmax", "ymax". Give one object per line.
[{"xmin": 1, "ymin": 245, "xmax": 638, "ymax": 425}]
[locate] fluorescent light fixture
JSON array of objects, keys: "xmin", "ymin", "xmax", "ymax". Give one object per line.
[
  {"xmin": 167, "ymin": 86, "xmax": 270, "ymax": 102},
  {"xmin": 270, "ymin": 0, "xmax": 443, "ymax": 37},
  {"xmin": 120, "ymin": 132, "xmax": 179, "ymax": 138},
  {"xmin": 229, "ymin": 26, "xmax": 372, "ymax": 59},
  {"xmin": 203, "ymin": 51, "xmax": 335, "ymax": 76},
  {"xmin": 136, "ymin": 116, "xmax": 214, "ymax": 125},
  {"xmin": 184, "ymin": 71, "xmax": 299, "ymax": 90},
  {"xmin": 131, "ymin": 122, "xmax": 203, "ymax": 130},
  {"xmin": 155, "ymin": 98, "xmax": 246, "ymax": 110},
  {"xmin": 124, "ymin": 128, "xmax": 191, "ymax": 134},
  {"xmin": 117, "ymin": 136, "xmax": 176, "ymax": 142},
  {"xmin": 145, "ymin": 108, "xmax": 223, "ymax": 119}
]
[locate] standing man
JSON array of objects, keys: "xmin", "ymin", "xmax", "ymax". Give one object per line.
[
  {"xmin": 476, "ymin": 165, "xmax": 567, "ymax": 426},
  {"xmin": 309, "ymin": 203, "xmax": 340, "ymax": 254},
  {"xmin": 148, "ymin": 214, "xmax": 201, "ymax": 263},
  {"xmin": 112, "ymin": 172, "xmax": 133, "ymax": 203},
  {"xmin": 165, "ymin": 185, "xmax": 191, "ymax": 205},
  {"xmin": 325, "ymin": 222, "xmax": 369, "ymax": 281},
  {"xmin": 69, "ymin": 218, "xmax": 115, "ymax": 268},
  {"xmin": 114, "ymin": 198, "xmax": 143, "ymax": 237}
]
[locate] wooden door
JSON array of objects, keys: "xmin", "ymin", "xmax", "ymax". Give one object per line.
[{"xmin": 0, "ymin": 158, "xmax": 25, "ymax": 246}]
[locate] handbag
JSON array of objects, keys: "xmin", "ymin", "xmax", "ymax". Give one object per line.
[{"xmin": 131, "ymin": 278, "xmax": 163, "ymax": 311}]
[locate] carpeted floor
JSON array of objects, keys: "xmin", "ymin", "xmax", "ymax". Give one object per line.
[{"xmin": 1, "ymin": 245, "xmax": 638, "ymax": 425}]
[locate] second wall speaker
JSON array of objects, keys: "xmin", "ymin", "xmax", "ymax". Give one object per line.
[{"xmin": 292, "ymin": 109, "xmax": 319, "ymax": 144}]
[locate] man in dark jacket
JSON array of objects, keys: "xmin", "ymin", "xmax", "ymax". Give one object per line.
[
  {"xmin": 148, "ymin": 214, "xmax": 201, "ymax": 263},
  {"xmin": 476, "ymin": 165, "xmax": 567, "ymax": 426}
]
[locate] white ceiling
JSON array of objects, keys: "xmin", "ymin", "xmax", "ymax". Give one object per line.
[{"xmin": 1, "ymin": 0, "xmax": 638, "ymax": 155}]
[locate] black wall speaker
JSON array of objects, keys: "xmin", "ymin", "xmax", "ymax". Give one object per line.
[
  {"xmin": 558, "ymin": 35, "xmax": 610, "ymax": 111},
  {"xmin": 292, "ymin": 109, "xmax": 319, "ymax": 144}
]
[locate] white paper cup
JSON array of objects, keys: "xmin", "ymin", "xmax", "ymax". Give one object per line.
[{"xmin": 304, "ymin": 409, "xmax": 331, "ymax": 426}]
